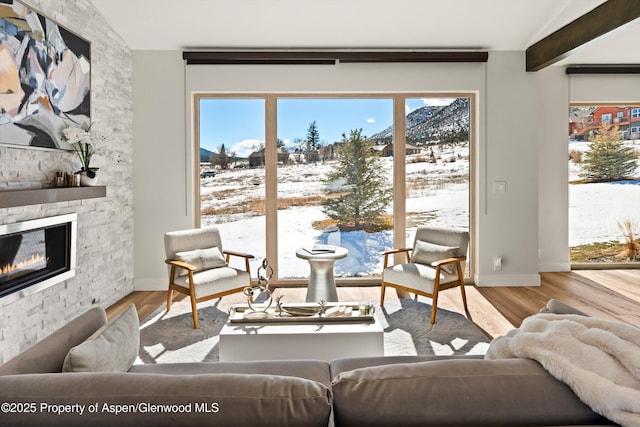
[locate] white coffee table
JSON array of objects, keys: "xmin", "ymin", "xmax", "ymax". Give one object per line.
[
  {"xmin": 219, "ymin": 312, "xmax": 384, "ymax": 362},
  {"xmin": 295, "ymin": 246, "xmax": 348, "ymax": 302}
]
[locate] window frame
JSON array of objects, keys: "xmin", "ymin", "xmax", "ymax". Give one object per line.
[
  {"xmin": 569, "ymin": 103, "xmax": 640, "ymax": 268},
  {"xmin": 194, "ymin": 93, "xmax": 476, "ymax": 285}
]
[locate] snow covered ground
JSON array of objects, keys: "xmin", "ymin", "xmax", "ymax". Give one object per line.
[
  {"xmin": 199, "ymin": 140, "xmax": 640, "ymax": 277},
  {"xmin": 201, "ymin": 145, "xmax": 469, "ymax": 278},
  {"xmin": 568, "ymin": 139, "xmax": 640, "ymax": 247}
]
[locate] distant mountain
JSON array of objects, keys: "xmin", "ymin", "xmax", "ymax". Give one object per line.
[
  {"xmin": 369, "ymin": 98, "xmax": 470, "ymax": 145},
  {"xmin": 200, "ymin": 147, "xmax": 214, "ymax": 162},
  {"xmin": 200, "ymin": 147, "xmax": 249, "ymax": 163}
]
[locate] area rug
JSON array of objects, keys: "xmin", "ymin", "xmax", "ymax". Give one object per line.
[{"xmin": 137, "ymin": 297, "xmax": 490, "ymax": 364}]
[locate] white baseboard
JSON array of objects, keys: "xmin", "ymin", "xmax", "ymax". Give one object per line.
[
  {"xmin": 538, "ymin": 261, "xmax": 571, "ymax": 272},
  {"xmin": 474, "ymin": 273, "xmax": 541, "ymax": 287},
  {"xmin": 134, "ymin": 278, "xmax": 167, "ymax": 291}
]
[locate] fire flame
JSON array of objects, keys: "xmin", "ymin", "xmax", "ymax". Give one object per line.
[{"xmin": 1, "ymin": 254, "xmax": 47, "ymax": 276}]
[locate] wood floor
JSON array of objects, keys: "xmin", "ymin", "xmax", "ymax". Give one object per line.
[{"xmin": 107, "ymin": 270, "xmax": 640, "ymax": 339}]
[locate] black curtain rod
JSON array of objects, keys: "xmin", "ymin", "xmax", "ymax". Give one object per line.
[
  {"xmin": 566, "ymin": 64, "xmax": 640, "ymax": 74},
  {"xmin": 183, "ymin": 51, "xmax": 488, "ymax": 65}
]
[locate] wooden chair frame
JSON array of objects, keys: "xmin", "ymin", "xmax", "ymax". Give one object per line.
[
  {"xmin": 380, "ymin": 247, "xmax": 469, "ymax": 324},
  {"xmin": 165, "ymin": 250, "xmax": 253, "ymax": 329}
]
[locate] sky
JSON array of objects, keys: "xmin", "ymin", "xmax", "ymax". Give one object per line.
[{"xmin": 199, "ymin": 97, "xmax": 455, "ymax": 157}]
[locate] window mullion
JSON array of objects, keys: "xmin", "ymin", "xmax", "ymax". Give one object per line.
[
  {"xmin": 393, "ymin": 96, "xmax": 407, "ymax": 260},
  {"xmin": 265, "ymin": 96, "xmax": 278, "ymax": 279}
]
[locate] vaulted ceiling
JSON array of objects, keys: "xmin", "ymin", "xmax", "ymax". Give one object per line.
[{"xmin": 90, "ymin": 0, "xmax": 640, "ymax": 69}]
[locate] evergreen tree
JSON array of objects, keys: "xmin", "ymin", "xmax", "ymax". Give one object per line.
[
  {"xmin": 322, "ymin": 129, "xmax": 392, "ymax": 230},
  {"xmin": 210, "ymin": 143, "xmax": 234, "ymax": 170},
  {"xmin": 306, "ymin": 121, "xmax": 320, "ymax": 163},
  {"xmin": 580, "ymin": 123, "xmax": 637, "ymax": 182}
]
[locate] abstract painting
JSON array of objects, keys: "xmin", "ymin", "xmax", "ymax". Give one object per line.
[{"xmin": 0, "ymin": 0, "xmax": 90, "ymax": 150}]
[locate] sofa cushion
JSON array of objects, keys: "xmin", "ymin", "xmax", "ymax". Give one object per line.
[
  {"xmin": 62, "ymin": 304, "xmax": 139, "ymax": 372},
  {"xmin": 330, "ymin": 354, "xmax": 483, "ymax": 379},
  {"xmin": 331, "ymin": 358, "xmax": 608, "ymax": 427},
  {"xmin": 171, "ymin": 266, "xmax": 250, "ymax": 299},
  {"xmin": 383, "ymin": 262, "xmax": 458, "ymax": 294},
  {"xmin": 0, "ymin": 371, "xmax": 332, "ymax": 427},
  {"xmin": 411, "ymin": 240, "xmax": 458, "ymax": 274},
  {"xmin": 129, "ymin": 359, "xmax": 332, "ymax": 388},
  {"xmin": 0, "ymin": 307, "xmax": 107, "ymax": 375}
]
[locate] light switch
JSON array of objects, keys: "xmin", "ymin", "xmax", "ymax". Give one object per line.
[{"xmin": 493, "ymin": 181, "xmax": 506, "ymax": 193}]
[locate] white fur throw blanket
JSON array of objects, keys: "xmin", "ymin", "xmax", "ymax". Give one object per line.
[{"xmin": 485, "ymin": 313, "xmax": 640, "ymax": 427}]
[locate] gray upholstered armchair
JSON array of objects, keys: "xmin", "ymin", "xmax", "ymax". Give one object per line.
[
  {"xmin": 380, "ymin": 226, "xmax": 470, "ymax": 324},
  {"xmin": 164, "ymin": 226, "xmax": 253, "ymax": 328}
]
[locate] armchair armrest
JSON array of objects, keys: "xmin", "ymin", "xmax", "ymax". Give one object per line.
[
  {"xmin": 381, "ymin": 247, "xmax": 412, "ymax": 268},
  {"xmin": 380, "ymin": 247, "xmax": 412, "ymax": 256},
  {"xmin": 223, "ymin": 250, "xmax": 255, "ymax": 260},
  {"xmin": 165, "ymin": 259, "xmax": 198, "ymax": 271},
  {"xmin": 431, "ymin": 256, "xmax": 466, "ymax": 267},
  {"xmin": 223, "ymin": 250, "xmax": 255, "ymax": 274},
  {"xmin": 432, "ymin": 256, "xmax": 466, "ymax": 277}
]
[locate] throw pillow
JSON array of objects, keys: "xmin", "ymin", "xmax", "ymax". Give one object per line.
[
  {"xmin": 411, "ymin": 240, "xmax": 459, "ymax": 274},
  {"xmin": 62, "ymin": 304, "xmax": 139, "ymax": 372},
  {"xmin": 175, "ymin": 246, "xmax": 228, "ymax": 275}
]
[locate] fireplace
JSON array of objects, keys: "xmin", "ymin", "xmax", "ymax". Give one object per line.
[{"xmin": 0, "ymin": 214, "xmax": 77, "ymax": 303}]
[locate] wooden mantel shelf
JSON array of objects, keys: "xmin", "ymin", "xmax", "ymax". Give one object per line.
[{"xmin": 0, "ymin": 186, "xmax": 106, "ymax": 208}]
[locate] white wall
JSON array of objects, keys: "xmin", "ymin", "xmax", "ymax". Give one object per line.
[
  {"xmin": 538, "ymin": 67, "xmax": 571, "ymax": 272},
  {"xmin": 133, "ymin": 50, "xmax": 545, "ymax": 290},
  {"xmin": 133, "ymin": 51, "xmax": 190, "ymax": 290},
  {"xmin": 475, "ymin": 51, "xmax": 540, "ymax": 286}
]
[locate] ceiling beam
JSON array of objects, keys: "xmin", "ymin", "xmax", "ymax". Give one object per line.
[{"xmin": 526, "ymin": 0, "xmax": 640, "ymax": 72}]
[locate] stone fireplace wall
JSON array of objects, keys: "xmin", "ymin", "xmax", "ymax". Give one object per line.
[{"xmin": 0, "ymin": 0, "xmax": 134, "ymax": 363}]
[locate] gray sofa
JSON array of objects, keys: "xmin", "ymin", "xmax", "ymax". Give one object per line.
[{"xmin": 0, "ymin": 301, "xmax": 615, "ymax": 426}]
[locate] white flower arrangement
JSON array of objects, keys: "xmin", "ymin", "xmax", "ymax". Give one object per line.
[{"xmin": 61, "ymin": 124, "xmax": 109, "ymax": 178}]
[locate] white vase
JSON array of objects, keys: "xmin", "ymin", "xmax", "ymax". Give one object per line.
[{"xmin": 79, "ymin": 170, "xmax": 98, "ymax": 186}]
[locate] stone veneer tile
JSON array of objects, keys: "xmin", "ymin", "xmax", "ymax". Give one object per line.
[{"xmin": 0, "ymin": 0, "xmax": 134, "ymax": 364}]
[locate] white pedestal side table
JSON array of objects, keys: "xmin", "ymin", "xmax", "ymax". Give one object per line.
[{"xmin": 295, "ymin": 246, "xmax": 348, "ymax": 302}]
